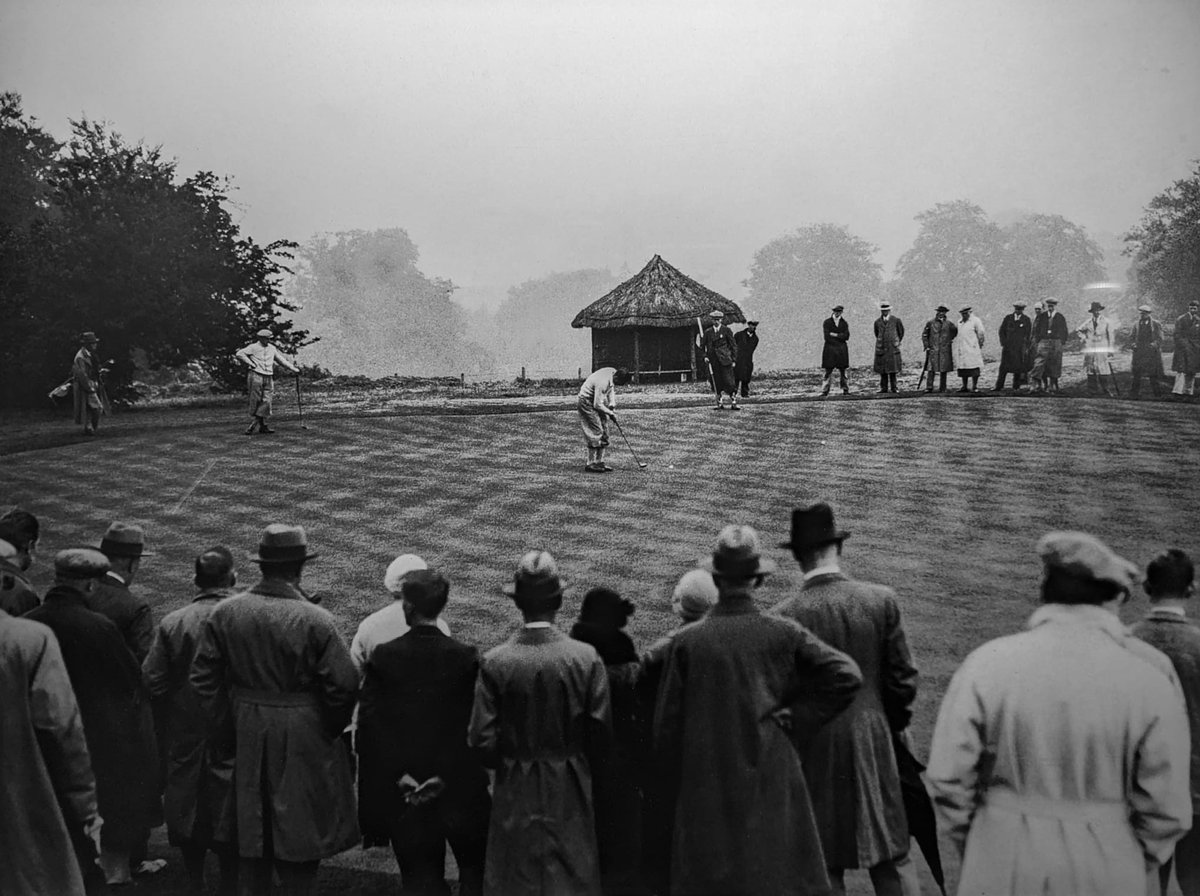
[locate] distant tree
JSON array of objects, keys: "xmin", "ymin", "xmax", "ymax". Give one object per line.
[
  {"xmin": 1125, "ymin": 161, "xmax": 1200, "ymax": 318},
  {"xmin": 891, "ymin": 201, "xmax": 1006, "ymax": 327},
  {"xmin": 995, "ymin": 214, "xmax": 1107, "ymax": 323},
  {"xmin": 743, "ymin": 223, "xmax": 883, "ymax": 369},
  {"xmin": 493, "ymin": 268, "xmax": 621, "ymax": 376}
]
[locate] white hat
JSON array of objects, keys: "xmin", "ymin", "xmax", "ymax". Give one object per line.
[{"xmin": 384, "ymin": 553, "xmax": 428, "ymax": 594}]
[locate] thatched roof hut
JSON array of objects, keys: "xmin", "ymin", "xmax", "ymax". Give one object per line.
[{"xmin": 572, "ymin": 255, "xmax": 745, "ymax": 381}]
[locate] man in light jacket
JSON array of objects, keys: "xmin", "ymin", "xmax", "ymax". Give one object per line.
[
  {"xmin": 1077, "ymin": 301, "xmax": 1114, "ymax": 396},
  {"xmin": 952, "ymin": 306, "xmax": 986, "ymax": 393}
]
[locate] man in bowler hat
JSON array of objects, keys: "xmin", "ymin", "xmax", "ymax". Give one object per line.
[
  {"xmin": 88, "ymin": 522, "xmax": 155, "ymax": 663},
  {"xmin": 772, "ymin": 505, "xmax": 921, "ymax": 896}
]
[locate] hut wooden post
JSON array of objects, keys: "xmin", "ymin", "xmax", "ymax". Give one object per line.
[{"xmin": 633, "ymin": 328, "xmax": 641, "ymax": 384}]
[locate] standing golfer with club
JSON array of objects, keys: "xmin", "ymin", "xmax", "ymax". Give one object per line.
[
  {"xmin": 578, "ymin": 366, "xmax": 630, "ymax": 474},
  {"xmin": 234, "ymin": 328, "xmax": 299, "ymax": 435}
]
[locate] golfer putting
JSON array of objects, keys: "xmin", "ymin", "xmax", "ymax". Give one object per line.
[{"xmin": 578, "ymin": 365, "xmax": 631, "ymax": 473}]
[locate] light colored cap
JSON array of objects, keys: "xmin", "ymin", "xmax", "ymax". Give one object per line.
[
  {"xmin": 879, "ymin": 302, "xmax": 892, "ymax": 311},
  {"xmin": 672, "ymin": 569, "xmax": 717, "ymax": 622},
  {"xmin": 384, "ymin": 553, "xmax": 428, "ymax": 594},
  {"xmin": 1138, "ymin": 305, "xmax": 1152, "ymax": 313},
  {"xmin": 1037, "ymin": 531, "xmax": 1140, "ymax": 591},
  {"xmin": 708, "ymin": 310, "xmax": 724, "ymax": 319},
  {"xmin": 256, "ymin": 328, "xmax": 273, "ymax": 338}
]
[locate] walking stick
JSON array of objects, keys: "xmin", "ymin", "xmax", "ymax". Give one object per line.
[
  {"xmin": 295, "ymin": 374, "xmax": 308, "ymax": 429},
  {"xmin": 916, "ymin": 350, "xmax": 931, "ymax": 391},
  {"xmin": 1106, "ymin": 358, "xmax": 1121, "ymax": 397}
]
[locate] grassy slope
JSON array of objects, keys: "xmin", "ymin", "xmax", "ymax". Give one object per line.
[{"xmin": 3, "ymin": 392, "xmax": 1198, "ymax": 894}]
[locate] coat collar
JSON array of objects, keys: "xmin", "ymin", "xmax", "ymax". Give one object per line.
[
  {"xmin": 247, "ymin": 578, "xmax": 309, "ymax": 602},
  {"xmin": 801, "ymin": 570, "xmax": 849, "ymax": 589},
  {"xmin": 1144, "ymin": 607, "xmax": 1192, "ymax": 624},
  {"xmin": 194, "ymin": 586, "xmax": 237, "ymax": 604},
  {"xmin": 1028, "ymin": 603, "xmax": 1125, "ymax": 642},
  {"xmin": 514, "ymin": 624, "xmax": 565, "ymax": 645},
  {"xmin": 42, "ymin": 584, "xmax": 91, "ymax": 608},
  {"xmin": 710, "ymin": 595, "xmax": 759, "ymax": 616},
  {"xmin": 104, "ymin": 570, "xmax": 129, "ymax": 588}
]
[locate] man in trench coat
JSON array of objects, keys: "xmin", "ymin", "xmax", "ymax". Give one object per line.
[
  {"xmin": 88, "ymin": 521, "xmax": 156, "ymax": 663},
  {"xmin": 920, "ymin": 306, "xmax": 956, "ymax": 393},
  {"xmin": 72, "ymin": 331, "xmax": 108, "ymax": 435},
  {"xmin": 191, "ymin": 525, "xmax": 359, "ymax": 896},
  {"xmin": 873, "ymin": 303, "xmax": 904, "ymax": 393},
  {"xmin": 772, "ymin": 504, "xmax": 921, "ymax": 896},
  {"xmin": 733, "ymin": 320, "xmax": 759, "ymax": 398},
  {"xmin": 994, "ymin": 302, "xmax": 1034, "ymax": 391},
  {"xmin": 1128, "ymin": 305, "xmax": 1166, "ymax": 397},
  {"xmin": 1172, "ymin": 299, "xmax": 1200, "ymax": 398},
  {"xmin": 822, "ymin": 305, "xmax": 851, "ymax": 395},
  {"xmin": 468, "ymin": 550, "xmax": 611, "ymax": 896},
  {"xmin": 655, "ymin": 525, "xmax": 863, "ymax": 896}
]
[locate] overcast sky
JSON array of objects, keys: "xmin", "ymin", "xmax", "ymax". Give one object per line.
[{"xmin": 4, "ymin": 0, "xmax": 1199, "ymax": 307}]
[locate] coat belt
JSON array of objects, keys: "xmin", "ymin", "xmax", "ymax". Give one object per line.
[
  {"xmin": 232, "ymin": 687, "xmax": 319, "ymax": 708},
  {"xmin": 985, "ymin": 786, "xmax": 1128, "ymax": 823}
]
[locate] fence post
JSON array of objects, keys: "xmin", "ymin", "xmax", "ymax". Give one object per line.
[
  {"xmin": 521, "ymin": 366, "xmax": 526, "ymax": 382},
  {"xmin": 460, "ymin": 373, "xmax": 465, "ymax": 388},
  {"xmin": 578, "ymin": 367, "xmax": 582, "ymax": 381}
]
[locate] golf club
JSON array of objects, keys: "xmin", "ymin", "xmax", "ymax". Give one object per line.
[
  {"xmin": 613, "ymin": 417, "xmax": 648, "ymax": 470},
  {"xmin": 295, "ymin": 374, "xmax": 309, "ymax": 429}
]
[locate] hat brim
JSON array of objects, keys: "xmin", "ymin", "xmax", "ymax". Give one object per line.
[
  {"xmin": 778, "ymin": 531, "xmax": 851, "ymax": 551},
  {"xmin": 97, "ymin": 543, "xmax": 155, "ymax": 557},
  {"xmin": 252, "ymin": 552, "xmax": 318, "ymax": 564}
]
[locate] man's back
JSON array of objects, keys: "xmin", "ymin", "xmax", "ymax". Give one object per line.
[{"xmin": 86, "ymin": 574, "xmax": 153, "ymax": 662}]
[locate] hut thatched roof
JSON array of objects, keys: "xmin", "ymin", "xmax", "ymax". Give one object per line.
[{"xmin": 571, "ymin": 254, "xmax": 745, "ymax": 329}]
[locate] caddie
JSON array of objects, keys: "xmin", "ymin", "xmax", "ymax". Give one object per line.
[{"xmin": 234, "ymin": 328, "xmax": 299, "ymax": 435}]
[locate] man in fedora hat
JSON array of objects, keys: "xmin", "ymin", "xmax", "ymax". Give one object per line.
[
  {"xmin": 926, "ymin": 531, "xmax": 1190, "ymax": 896},
  {"xmin": 733, "ymin": 320, "xmax": 760, "ymax": 398},
  {"xmin": 1128, "ymin": 305, "xmax": 1166, "ymax": 398},
  {"xmin": 920, "ymin": 306, "xmax": 957, "ymax": 394},
  {"xmin": 26, "ymin": 548, "xmax": 159, "ymax": 887},
  {"xmin": 772, "ymin": 505, "xmax": 921, "ymax": 896},
  {"xmin": 234, "ymin": 327, "xmax": 299, "ymax": 435},
  {"xmin": 995, "ymin": 301, "xmax": 1034, "ymax": 391},
  {"xmin": 654, "ymin": 525, "xmax": 862, "ymax": 896},
  {"xmin": 1030, "ymin": 298, "xmax": 1069, "ymax": 393},
  {"xmin": 874, "ymin": 303, "xmax": 904, "ymax": 393},
  {"xmin": 191, "ymin": 525, "xmax": 359, "ymax": 895},
  {"xmin": 468, "ymin": 549, "xmax": 611, "ymax": 896},
  {"xmin": 1172, "ymin": 299, "xmax": 1200, "ymax": 399},
  {"xmin": 822, "ymin": 305, "xmax": 851, "ymax": 395},
  {"xmin": 72, "ymin": 331, "xmax": 109, "ymax": 435},
  {"xmin": 1077, "ymin": 301, "xmax": 1114, "ymax": 395},
  {"xmin": 702, "ymin": 309, "xmax": 740, "ymax": 410},
  {"xmin": 88, "ymin": 522, "xmax": 155, "ymax": 663},
  {"xmin": 143, "ymin": 547, "xmax": 240, "ymax": 895},
  {"xmin": 953, "ymin": 306, "xmax": 986, "ymax": 393}
]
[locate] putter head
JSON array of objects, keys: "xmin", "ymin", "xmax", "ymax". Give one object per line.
[{"xmin": 638, "ymin": 462, "xmax": 648, "ymax": 469}]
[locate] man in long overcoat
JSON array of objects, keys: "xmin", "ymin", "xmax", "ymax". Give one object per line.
[
  {"xmin": 468, "ymin": 551, "xmax": 611, "ymax": 896},
  {"xmin": 873, "ymin": 303, "xmax": 904, "ymax": 393},
  {"xmin": 26, "ymin": 548, "xmax": 160, "ymax": 887},
  {"xmin": 655, "ymin": 525, "xmax": 862, "ymax": 896},
  {"xmin": 703, "ymin": 310, "xmax": 740, "ymax": 410},
  {"xmin": 994, "ymin": 302, "xmax": 1033, "ymax": 391},
  {"xmin": 1030, "ymin": 297, "xmax": 1069, "ymax": 393},
  {"xmin": 952, "ymin": 306, "xmax": 986, "ymax": 393},
  {"xmin": 1, "ymin": 602, "xmax": 101, "ymax": 896},
  {"xmin": 920, "ymin": 306, "xmax": 957, "ymax": 393},
  {"xmin": 822, "ymin": 305, "xmax": 851, "ymax": 395},
  {"xmin": 143, "ymin": 547, "xmax": 240, "ymax": 894},
  {"xmin": 1172, "ymin": 299, "xmax": 1200, "ymax": 398},
  {"xmin": 88, "ymin": 521, "xmax": 155, "ymax": 663},
  {"xmin": 1077, "ymin": 301, "xmax": 1115, "ymax": 395},
  {"xmin": 72, "ymin": 331, "xmax": 107, "ymax": 435},
  {"xmin": 772, "ymin": 505, "xmax": 920, "ymax": 896},
  {"xmin": 733, "ymin": 321, "xmax": 759, "ymax": 398},
  {"xmin": 926, "ymin": 532, "xmax": 1191, "ymax": 896},
  {"xmin": 1131, "ymin": 548, "xmax": 1200, "ymax": 896},
  {"xmin": 1128, "ymin": 305, "xmax": 1166, "ymax": 397},
  {"xmin": 191, "ymin": 525, "xmax": 359, "ymax": 895}
]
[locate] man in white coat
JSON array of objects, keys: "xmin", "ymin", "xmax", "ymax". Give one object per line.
[
  {"xmin": 1077, "ymin": 301, "xmax": 1115, "ymax": 396},
  {"xmin": 925, "ymin": 531, "xmax": 1191, "ymax": 896},
  {"xmin": 952, "ymin": 306, "xmax": 986, "ymax": 393}
]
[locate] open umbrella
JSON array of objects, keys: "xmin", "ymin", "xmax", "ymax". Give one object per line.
[{"xmin": 893, "ymin": 733, "xmax": 947, "ymax": 896}]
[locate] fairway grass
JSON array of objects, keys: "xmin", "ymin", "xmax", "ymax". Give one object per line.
[{"xmin": 3, "ymin": 394, "xmax": 1198, "ymax": 894}]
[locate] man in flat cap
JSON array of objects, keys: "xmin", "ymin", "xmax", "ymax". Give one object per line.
[
  {"xmin": 143, "ymin": 547, "xmax": 240, "ymax": 895},
  {"xmin": 1172, "ymin": 299, "xmax": 1200, "ymax": 399},
  {"xmin": 920, "ymin": 305, "xmax": 957, "ymax": 394},
  {"xmin": 234, "ymin": 327, "xmax": 299, "ymax": 435},
  {"xmin": 26, "ymin": 549, "xmax": 159, "ymax": 886},
  {"xmin": 926, "ymin": 531, "xmax": 1191, "ymax": 896},
  {"xmin": 88, "ymin": 521, "xmax": 155, "ymax": 663},
  {"xmin": 468, "ymin": 550, "xmax": 611, "ymax": 896},
  {"xmin": 1030, "ymin": 297, "xmax": 1069, "ymax": 393},
  {"xmin": 702, "ymin": 310, "xmax": 740, "ymax": 410},
  {"xmin": 1128, "ymin": 305, "xmax": 1166, "ymax": 398},
  {"xmin": 191, "ymin": 525, "xmax": 359, "ymax": 895},
  {"xmin": 772, "ymin": 505, "xmax": 921, "ymax": 896},
  {"xmin": 577, "ymin": 366, "xmax": 631, "ymax": 473},
  {"xmin": 1, "ymin": 577, "xmax": 102, "ymax": 896},
  {"xmin": 874, "ymin": 303, "xmax": 904, "ymax": 393},
  {"xmin": 1131, "ymin": 549, "xmax": 1200, "ymax": 896},
  {"xmin": 72, "ymin": 331, "xmax": 109, "ymax": 435},
  {"xmin": 0, "ymin": 509, "xmax": 40, "ymax": 616},
  {"xmin": 1077, "ymin": 301, "xmax": 1115, "ymax": 395},
  {"xmin": 822, "ymin": 305, "xmax": 851, "ymax": 396},
  {"xmin": 952, "ymin": 305, "xmax": 986, "ymax": 393},
  {"xmin": 733, "ymin": 320, "xmax": 760, "ymax": 398},
  {"xmin": 995, "ymin": 302, "xmax": 1034, "ymax": 391},
  {"xmin": 654, "ymin": 525, "xmax": 862, "ymax": 896}
]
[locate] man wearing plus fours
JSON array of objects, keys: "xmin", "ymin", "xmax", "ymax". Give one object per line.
[{"xmin": 234, "ymin": 328, "xmax": 299, "ymax": 435}]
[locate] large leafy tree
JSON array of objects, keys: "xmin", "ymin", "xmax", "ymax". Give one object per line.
[
  {"xmin": 1125, "ymin": 161, "xmax": 1200, "ymax": 318},
  {"xmin": 995, "ymin": 214, "xmax": 1107, "ymax": 323},
  {"xmin": 743, "ymin": 223, "xmax": 883, "ymax": 369},
  {"xmin": 0, "ymin": 94, "xmax": 308, "ymax": 405}
]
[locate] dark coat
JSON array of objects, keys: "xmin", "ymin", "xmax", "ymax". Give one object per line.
[
  {"xmin": 822, "ymin": 317, "xmax": 850, "ymax": 370},
  {"xmin": 0, "ymin": 557, "xmax": 38, "ymax": 616},
  {"xmin": 999, "ymin": 313, "xmax": 1034, "ymax": 370},
  {"xmin": 921, "ymin": 318, "xmax": 958, "ymax": 373},
  {"xmin": 654, "ymin": 596, "xmax": 863, "ymax": 895},
  {"xmin": 143, "ymin": 588, "xmax": 238, "ymax": 844},
  {"xmin": 873, "ymin": 315, "xmax": 904, "ymax": 374},
  {"xmin": 704, "ymin": 324, "xmax": 738, "ymax": 368},
  {"xmin": 1, "ymin": 611, "xmax": 98, "ymax": 896},
  {"xmin": 772, "ymin": 573, "xmax": 919, "ymax": 869},
  {"xmin": 71, "ymin": 347, "xmax": 104, "ymax": 424},
  {"xmin": 1129, "ymin": 317, "xmax": 1166, "ymax": 377},
  {"xmin": 26, "ymin": 586, "xmax": 159, "ymax": 852},
  {"xmin": 1033, "ymin": 310, "xmax": 1069, "ymax": 342},
  {"xmin": 356, "ymin": 625, "xmax": 490, "ymax": 846},
  {"xmin": 190, "ymin": 578, "xmax": 360, "ymax": 862},
  {"xmin": 733, "ymin": 329, "xmax": 759, "ymax": 379},
  {"xmin": 86, "ymin": 572, "xmax": 154, "ymax": 663},
  {"xmin": 1131, "ymin": 610, "xmax": 1200, "ymax": 810},
  {"xmin": 1173, "ymin": 311, "xmax": 1200, "ymax": 375}
]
